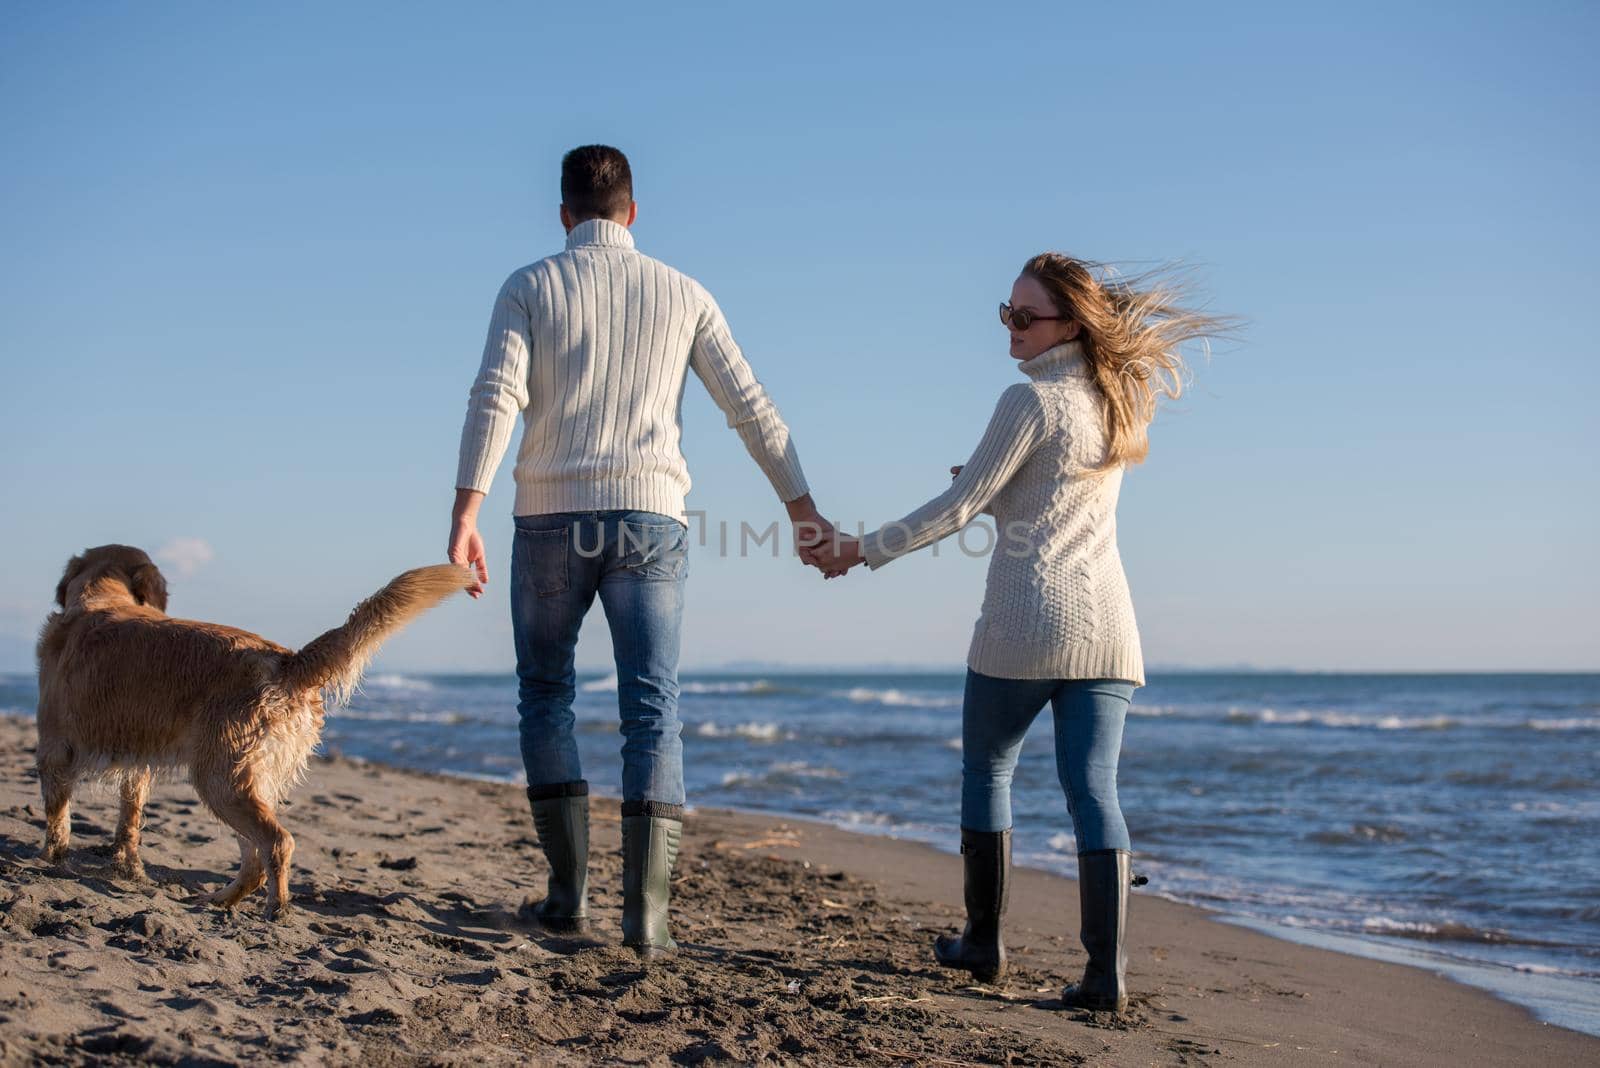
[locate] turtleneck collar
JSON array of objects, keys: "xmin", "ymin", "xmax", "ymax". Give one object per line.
[
  {"xmin": 1018, "ymin": 340, "xmax": 1089, "ymax": 381},
  {"xmin": 565, "ymin": 218, "xmax": 636, "ymax": 251}
]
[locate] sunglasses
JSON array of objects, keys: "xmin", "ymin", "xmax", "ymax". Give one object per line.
[{"xmin": 998, "ymin": 302, "xmax": 1069, "ymax": 331}]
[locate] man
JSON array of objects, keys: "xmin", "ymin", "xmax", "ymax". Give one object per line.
[{"xmin": 449, "ymin": 145, "xmax": 827, "ymax": 958}]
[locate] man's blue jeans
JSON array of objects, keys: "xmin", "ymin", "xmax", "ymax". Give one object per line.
[
  {"xmin": 511, "ymin": 510, "xmax": 688, "ymax": 806},
  {"xmin": 961, "ymin": 669, "xmax": 1136, "ymax": 853}
]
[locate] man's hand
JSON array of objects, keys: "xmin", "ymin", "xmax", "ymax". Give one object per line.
[
  {"xmin": 801, "ymin": 530, "xmax": 865, "ymax": 577},
  {"xmin": 450, "ymin": 489, "xmax": 489, "ymax": 599},
  {"xmin": 785, "ymin": 493, "xmax": 835, "ymax": 558},
  {"xmin": 786, "ymin": 493, "xmax": 857, "ymax": 579}
]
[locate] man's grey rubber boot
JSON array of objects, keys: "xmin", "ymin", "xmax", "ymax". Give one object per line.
[
  {"xmin": 526, "ymin": 781, "xmax": 590, "ymax": 933},
  {"xmin": 620, "ymin": 801, "xmax": 683, "ymax": 959},
  {"xmin": 1060, "ymin": 848, "xmax": 1135, "ymax": 1011},
  {"xmin": 933, "ymin": 828, "xmax": 1011, "ymax": 982}
]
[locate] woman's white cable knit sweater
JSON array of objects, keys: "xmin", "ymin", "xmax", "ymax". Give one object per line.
[{"xmin": 860, "ymin": 341, "xmax": 1145, "ymax": 685}]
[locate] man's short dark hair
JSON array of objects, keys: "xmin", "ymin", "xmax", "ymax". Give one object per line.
[{"xmin": 561, "ymin": 145, "xmax": 633, "ymax": 221}]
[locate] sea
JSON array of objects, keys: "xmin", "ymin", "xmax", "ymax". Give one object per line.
[{"xmin": 4, "ymin": 669, "xmax": 1596, "ymax": 1036}]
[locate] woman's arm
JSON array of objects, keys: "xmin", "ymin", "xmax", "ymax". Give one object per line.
[
  {"xmin": 950, "ymin": 466, "xmax": 995, "ymax": 517},
  {"xmin": 858, "ymin": 384, "xmax": 1049, "ymax": 570}
]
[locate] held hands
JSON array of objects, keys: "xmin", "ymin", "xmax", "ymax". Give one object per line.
[
  {"xmin": 786, "ymin": 494, "xmax": 834, "ymax": 560},
  {"xmin": 786, "ymin": 492, "xmax": 861, "ymax": 580},
  {"xmin": 790, "ymin": 463, "xmax": 957, "ymax": 580},
  {"xmin": 800, "ymin": 530, "xmax": 864, "ymax": 578}
]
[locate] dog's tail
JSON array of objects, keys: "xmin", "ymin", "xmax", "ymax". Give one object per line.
[{"xmin": 279, "ymin": 564, "xmax": 475, "ymax": 705}]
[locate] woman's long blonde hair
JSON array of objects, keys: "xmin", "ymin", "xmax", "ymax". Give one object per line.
[{"xmin": 1022, "ymin": 253, "xmax": 1238, "ymax": 466}]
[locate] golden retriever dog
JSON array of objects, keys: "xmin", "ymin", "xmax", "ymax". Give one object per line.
[{"xmin": 35, "ymin": 544, "xmax": 473, "ymax": 919}]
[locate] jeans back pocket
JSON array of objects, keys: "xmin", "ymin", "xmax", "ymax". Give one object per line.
[
  {"xmin": 515, "ymin": 525, "xmax": 571, "ymax": 597},
  {"xmin": 617, "ymin": 518, "xmax": 688, "ymax": 581}
]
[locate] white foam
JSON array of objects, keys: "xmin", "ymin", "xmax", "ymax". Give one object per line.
[
  {"xmin": 1127, "ymin": 704, "xmax": 1182, "ymax": 718},
  {"xmin": 1361, "ymin": 916, "xmax": 1442, "ymax": 935},
  {"xmin": 581, "ymin": 676, "xmax": 778, "ymax": 697},
  {"xmin": 364, "ymin": 673, "xmax": 435, "ymax": 692},
  {"xmin": 1527, "ymin": 717, "xmax": 1600, "ymax": 731},
  {"xmin": 769, "ymin": 761, "xmax": 844, "ymax": 779},
  {"xmin": 693, "ymin": 721, "xmax": 792, "ymax": 741},
  {"xmin": 335, "ymin": 708, "xmax": 469, "ymax": 725},
  {"xmin": 718, "ymin": 761, "xmax": 844, "ymax": 787},
  {"xmin": 822, "ymin": 809, "xmax": 899, "ymax": 828},
  {"xmin": 1510, "ymin": 799, "xmax": 1600, "ymax": 818},
  {"xmin": 1248, "ymin": 708, "xmax": 1460, "ymax": 730},
  {"xmin": 835, "ymin": 687, "xmax": 960, "ymax": 709},
  {"xmin": 1377, "ymin": 714, "xmax": 1457, "ymax": 730},
  {"xmin": 1229, "ymin": 707, "xmax": 1600, "ymax": 732},
  {"xmin": 682, "ymin": 679, "xmax": 777, "ymax": 695},
  {"xmin": 1047, "ymin": 832, "xmax": 1077, "ymax": 854}
]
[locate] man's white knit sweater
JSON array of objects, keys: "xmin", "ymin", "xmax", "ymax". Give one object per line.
[
  {"xmin": 456, "ymin": 219, "xmax": 809, "ymax": 518},
  {"xmin": 860, "ymin": 341, "xmax": 1145, "ymax": 686}
]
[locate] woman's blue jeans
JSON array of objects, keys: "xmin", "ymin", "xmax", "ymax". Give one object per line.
[
  {"xmin": 510, "ymin": 510, "xmax": 688, "ymax": 806},
  {"xmin": 961, "ymin": 669, "xmax": 1136, "ymax": 853}
]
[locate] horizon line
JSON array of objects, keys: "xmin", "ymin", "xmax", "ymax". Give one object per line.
[
  {"xmin": 3, "ymin": 664, "xmax": 1597, "ymax": 678},
  {"xmin": 340, "ymin": 664, "xmax": 1600, "ymax": 678}
]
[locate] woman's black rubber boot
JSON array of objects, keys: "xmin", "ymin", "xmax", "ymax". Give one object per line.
[
  {"xmin": 621, "ymin": 801, "xmax": 683, "ymax": 960},
  {"xmin": 933, "ymin": 828, "xmax": 1011, "ymax": 982},
  {"xmin": 525, "ymin": 781, "xmax": 590, "ymax": 933},
  {"xmin": 1061, "ymin": 848, "xmax": 1133, "ymax": 1011}
]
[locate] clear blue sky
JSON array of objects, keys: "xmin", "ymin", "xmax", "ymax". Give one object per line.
[{"xmin": 2, "ymin": 2, "xmax": 1595, "ymax": 674}]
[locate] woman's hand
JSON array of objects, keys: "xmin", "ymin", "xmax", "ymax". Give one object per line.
[{"xmin": 800, "ymin": 531, "xmax": 865, "ymax": 579}]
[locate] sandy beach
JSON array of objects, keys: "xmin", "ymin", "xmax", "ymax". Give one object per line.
[{"xmin": 0, "ymin": 715, "xmax": 1592, "ymax": 1066}]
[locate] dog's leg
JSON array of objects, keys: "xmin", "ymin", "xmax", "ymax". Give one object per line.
[
  {"xmin": 201, "ymin": 785, "xmax": 295, "ymax": 922},
  {"xmin": 198, "ymin": 834, "xmax": 265, "ymax": 908},
  {"xmin": 111, "ymin": 768, "xmax": 152, "ymax": 882},
  {"xmin": 36, "ymin": 744, "xmax": 74, "ymax": 869},
  {"xmin": 243, "ymin": 804, "xmax": 295, "ymax": 923},
  {"xmin": 258, "ymin": 811, "xmax": 296, "ymax": 922}
]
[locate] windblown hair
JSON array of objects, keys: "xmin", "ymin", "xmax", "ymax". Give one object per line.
[
  {"xmin": 1021, "ymin": 253, "xmax": 1239, "ymax": 466},
  {"xmin": 561, "ymin": 144, "xmax": 634, "ymax": 221}
]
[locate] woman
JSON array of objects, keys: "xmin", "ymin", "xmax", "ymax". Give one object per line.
[{"xmin": 809, "ymin": 253, "xmax": 1231, "ymax": 1010}]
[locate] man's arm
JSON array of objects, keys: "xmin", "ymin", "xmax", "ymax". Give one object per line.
[
  {"xmin": 688, "ymin": 290, "xmax": 829, "ymax": 548},
  {"xmin": 450, "ymin": 276, "xmax": 533, "ymax": 597},
  {"xmin": 456, "ymin": 277, "xmax": 533, "ymax": 494},
  {"xmin": 688, "ymin": 292, "xmax": 810, "ymax": 501}
]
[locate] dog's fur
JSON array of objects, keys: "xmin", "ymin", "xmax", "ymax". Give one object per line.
[{"xmin": 35, "ymin": 545, "xmax": 473, "ymax": 918}]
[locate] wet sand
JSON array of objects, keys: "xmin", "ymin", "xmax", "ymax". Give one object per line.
[{"xmin": 0, "ymin": 715, "xmax": 1592, "ymax": 1066}]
